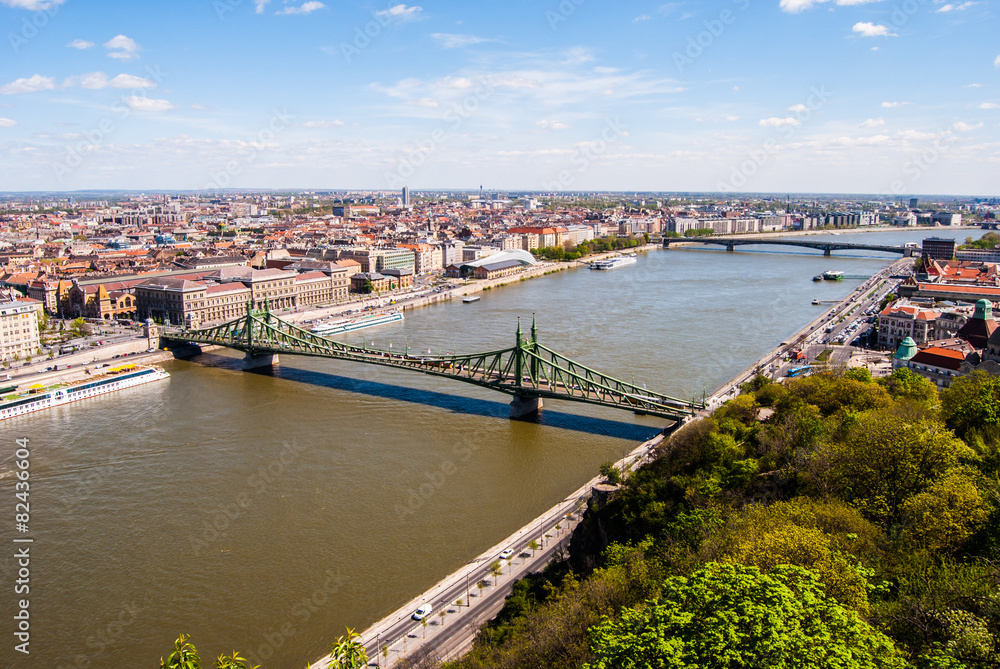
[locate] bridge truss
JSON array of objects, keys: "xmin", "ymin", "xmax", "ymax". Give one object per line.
[{"xmin": 166, "ymin": 304, "xmax": 702, "ymax": 421}]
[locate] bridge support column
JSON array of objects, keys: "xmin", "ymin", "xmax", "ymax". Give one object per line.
[
  {"xmin": 509, "ymin": 395, "xmax": 543, "ymax": 419},
  {"xmin": 725, "ymin": 245, "xmax": 735, "ymax": 253},
  {"xmin": 824, "ymin": 249, "xmax": 832, "ymax": 256},
  {"xmin": 242, "ymin": 352, "xmax": 278, "ymax": 370}
]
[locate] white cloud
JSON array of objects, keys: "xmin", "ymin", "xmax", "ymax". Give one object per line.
[
  {"xmin": 852, "ymin": 22, "xmax": 896, "ymax": 37},
  {"xmin": 937, "ymin": 2, "xmax": 977, "ymax": 11},
  {"xmin": 409, "ymin": 97, "xmax": 438, "ymax": 107},
  {"xmin": 759, "ymin": 117, "xmax": 801, "ymax": 127},
  {"xmin": 633, "ymin": 14, "xmax": 651, "ymax": 21},
  {"xmin": 725, "ymin": 115, "xmax": 740, "ymax": 122},
  {"xmin": 67, "ymin": 39, "xmax": 94, "ymax": 50},
  {"xmin": 860, "ymin": 117, "xmax": 885, "ymax": 128},
  {"xmin": 254, "ymin": 0, "xmax": 271, "ymax": 12},
  {"xmin": 870, "ymin": 46, "xmax": 879, "ymax": 51},
  {"xmin": 562, "ymin": 47, "xmax": 594, "ymax": 65},
  {"xmin": 431, "ymin": 33, "xmax": 489, "ymax": 48},
  {"xmin": 536, "ymin": 120, "xmax": 569, "ymax": 130},
  {"xmin": 995, "ymin": 55, "xmax": 1000, "ymax": 69},
  {"xmin": 277, "ymin": 1, "xmax": 325, "ymax": 15},
  {"xmin": 881, "ymin": 100, "xmax": 909, "ymax": 108},
  {"xmin": 787, "ymin": 103, "xmax": 809, "ymax": 113},
  {"xmin": 0, "ymin": 117, "xmax": 17, "ymax": 127},
  {"xmin": 0, "ymin": 74, "xmax": 55, "ymax": 95},
  {"xmin": 953, "ymin": 121, "xmax": 984, "ymax": 132},
  {"xmin": 374, "ymin": 4, "xmax": 422, "ymax": 23},
  {"xmin": 0, "ymin": 0, "xmax": 65, "ymax": 9},
  {"xmin": 980, "ymin": 102, "xmax": 1000, "ymax": 109},
  {"xmin": 303, "ymin": 120, "xmax": 344, "ymax": 127},
  {"xmin": 967, "ymin": 83, "xmax": 983, "ymax": 88},
  {"xmin": 779, "ymin": 0, "xmax": 884, "ymax": 13},
  {"xmin": 65, "ymin": 72, "xmax": 156, "ymax": 90},
  {"xmin": 104, "ymin": 35, "xmax": 140, "ymax": 61},
  {"xmin": 124, "ymin": 96, "xmax": 175, "ymax": 112}
]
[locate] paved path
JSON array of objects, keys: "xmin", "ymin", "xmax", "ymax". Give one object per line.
[{"xmin": 308, "ymin": 432, "xmax": 668, "ymax": 669}]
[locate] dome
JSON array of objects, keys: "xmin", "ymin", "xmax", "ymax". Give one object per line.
[
  {"xmin": 893, "ymin": 337, "xmax": 918, "ymax": 361},
  {"xmin": 974, "ymin": 299, "xmax": 993, "ymax": 321}
]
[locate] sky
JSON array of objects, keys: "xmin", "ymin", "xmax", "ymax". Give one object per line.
[{"xmin": 0, "ymin": 0, "xmax": 997, "ymax": 194}]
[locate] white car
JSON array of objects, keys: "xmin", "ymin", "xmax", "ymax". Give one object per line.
[
  {"xmin": 412, "ymin": 603, "xmax": 432, "ymax": 620},
  {"xmin": 499, "ymin": 548, "xmax": 514, "ymax": 560}
]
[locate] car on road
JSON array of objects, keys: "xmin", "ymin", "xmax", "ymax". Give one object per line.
[
  {"xmin": 412, "ymin": 603, "xmax": 432, "ymax": 620},
  {"xmin": 499, "ymin": 548, "xmax": 514, "ymax": 560}
]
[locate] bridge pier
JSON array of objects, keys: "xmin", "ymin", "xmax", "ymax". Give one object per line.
[
  {"xmin": 509, "ymin": 395, "xmax": 543, "ymax": 419},
  {"xmin": 725, "ymin": 245, "xmax": 735, "ymax": 253},
  {"xmin": 823, "ymin": 249, "xmax": 832, "ymax": 257},
  {"xmin": 242, "ymin": 352, "xmax": 278, "ymax": 370}
]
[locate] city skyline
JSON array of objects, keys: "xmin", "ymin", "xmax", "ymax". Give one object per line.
[{"xmin": 0, "ymin": 0, "xmax": 997, "ymax": 194}]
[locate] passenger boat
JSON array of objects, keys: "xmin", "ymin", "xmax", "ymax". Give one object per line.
[
  {"xmin": 0, "ymin": 365, "xmax": 170, "ymax": 421},
  {"xmin": 812, "ymin": 274, "xmax": 824, "ymax": 282},
  {"xmin": 462, "ymin": 296, "xmax": 481, "ymax": 303},
  {"xmin": 310, "ymin": 310, "xmax": 403, "ymax": 335},
  {"xmin": 823, "ymin": 270, "xmax": 844, "ymax": 281},
  {"xmin": 590, "ymin": 254, "xmax": 638, "ymax": 270}
]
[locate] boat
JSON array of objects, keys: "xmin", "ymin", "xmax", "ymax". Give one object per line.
[
  {"xmin": 590, "ymin": 255, "xmax": 638, "ymax": 270},
  {"xmin": 823, "ymin": 270, "xmax": 844, "ymax": 281},
  {"xmin": 310, "ymin": 310, "xmax": 403, "ymax": 335},
  {"xmin": 0, "ymin": 365, "xmax": 170, "ymax": 421},
  {"xmin": 812, "ymin": 299, "xmax": 822, "ymax": 305},
  {"xmin": 812, "ymin": 275, "xmax": 824, "ymax": 282},
  {"xmin": 462, "ymin": 296, "xmax": 480, "ymax": 303}
]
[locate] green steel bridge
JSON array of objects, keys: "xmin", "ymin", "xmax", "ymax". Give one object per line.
[{"xmin": 164, "ymin": 305, "xmax": 702, "ymax": 421}]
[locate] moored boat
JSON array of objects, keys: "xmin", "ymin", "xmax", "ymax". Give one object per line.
[
  {"xmin": 311, "ymin": 310, "xmax": 403, "ymax": 335},
  {"xmin": 0, "ymin": 365, "xmax": 170, "ymax": 421}
]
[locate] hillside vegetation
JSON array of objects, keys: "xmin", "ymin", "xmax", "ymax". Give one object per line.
[{"xmin": 439, "ymin": 368, "xmax": 1000, "ymax": 669}]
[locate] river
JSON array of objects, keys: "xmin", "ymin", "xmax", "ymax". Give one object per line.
[{"xmin": 0, "ymin": 226, "xmax": 987, "ymax": 667}]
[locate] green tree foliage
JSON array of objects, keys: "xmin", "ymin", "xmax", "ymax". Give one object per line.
[
  {"xmin": 532, "ymin": 235, "xmax": 644, "ymax": 261},
  {"xmin": 161, "ymin": 635, "xmax": 202, "ymax": 669},
  {"xmin": 819, "ymin": 405, "xmax": 973, "ymax": 524},
  {"xmin": 328, "ymin": 628, "xmax": 367, "ymax": 669},
  {"xmin": 584, "ymin": 563, "xmax": 907, "ymax": 669},
  {"xmin": 878, "ymin": 367, "xmax": 939, "ymax": 407},
  {"xmin": 960, "ymin": 231, "xmax": 1000, "ymax": 250},
  {"xmin": 899, "ymin": 466, "xmax": 991, "ymax": 554},
  {"xmin": 941, "ymin": 370, "xmax": 1000, "ymax": 447},
  {"xmin": 683, "ymin": 227, "xmax": 715, "ymax": 237}
]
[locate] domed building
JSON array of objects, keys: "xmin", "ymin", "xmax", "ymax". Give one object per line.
[{"xmin": 956, "ymin": 299, "xmax": 998, "ymax": 349}]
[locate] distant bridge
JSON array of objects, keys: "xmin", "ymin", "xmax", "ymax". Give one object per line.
[
  {"xmin": 663, "ymin": 236, "xmax": 915, "ymax": 257},
  {"xmin": 164, "ymin": 305, "xmax": 702, "ymax": 421}
]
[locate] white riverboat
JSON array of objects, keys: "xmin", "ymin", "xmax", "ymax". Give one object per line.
[
  {"xmin": 590, "ymin": 254, "xmax": 638, "ymax": 270},
  {"xmin": 462, "ymin": 296, "xmax": 481, "ymax": 303},
  {"xmin": 0, "ymin": 365, "xmax": 170, "ymax": 421},
  {"xmin": 310, "ymin": 310, "xmax": 403, "ymax": 335}
]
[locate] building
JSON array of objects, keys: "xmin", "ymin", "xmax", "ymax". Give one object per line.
[
  {"xmin": 402, "ymin": 187, "xmax": 410, "ymax": 208},
  {"xmin": 893, "ymin": 337, "xmax": 970, "ymax": 388},
  {"xmin": 932, "ymin": 212, "xmax": 962, "ymax": 226},
  {"xmin": 380, "ymin": 268, "xmax": 414, "ymax": 290},
  {"xmin": 878, "ymin": 301, "xmax": 941, "ymax": 349},
  {"xmin": 922, "ymin": 237, "xmax": 956, "ymax": 261},
  {"xmin": 350, "ymin": 272, "xmax": 391, "ymax": 293},
  {"xmin": 472, "ymin": 258, "xmax": 525, "ymax": 280},
  {"xmin": 337, "ymin": 248, "xmax": 416, "ymax": 274},
  {"xmin": 0, "ymin": 299, "xmax": 41, "ymax": 362},
  {"xmin": 956, "ymin": 248, "xmax": 1000, "ymax": 263}
]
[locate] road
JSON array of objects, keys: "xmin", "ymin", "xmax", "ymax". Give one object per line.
[{"xmin": 309, "ymin": 433, "xmax": 667, "ymax": 669}]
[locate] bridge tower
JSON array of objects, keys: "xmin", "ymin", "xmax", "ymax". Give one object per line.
[
  {"xmin": 241, "ymin": 299, "xmax": 279, "ymax": 370},
  {"xmin": 509, "ymin": 316, "xmax": 543, "ymax": 419}
]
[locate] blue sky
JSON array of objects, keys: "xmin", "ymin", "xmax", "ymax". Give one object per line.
[{"xmin": 0, "ymin": 0, "xmax": 997, "ymax": 194}]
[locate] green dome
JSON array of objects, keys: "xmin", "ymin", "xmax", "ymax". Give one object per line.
[
  {"xmin": 894, "ymin": 337, "xmax": 918, "ymax": 361},
  {"xmin": 974, "ymin": 299, "xmax": 993, "ymax": 321}
]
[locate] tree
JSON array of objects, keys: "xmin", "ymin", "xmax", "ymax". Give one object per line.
[
  {"xmin": 490, "ymin": 560, "xmax": 503, "ymax": 583},
  {"xmin": 328, "ymin": 627, "xmax": 368, "ymax": 669},
  {"xmin": 361, "ymin": 280, "xmax": 374, "ymax": 295},
  {"xmin": 599, "ymin": 461, "xmax": 621, "ymax": 485},
  {"xmin": 940, "ymin": 371, "xmax": 1000, "ymax": 446},
  {"xmin": 878, "ymin": 367, "xmax": 938, "ymax": 407},
  {"xmin": 160, "ymin": 635, "xmax": 202, "ymax": 669},
  {"xmin": 528, "ymin": 539, "xmax": 539, "ymax": 556},
  {"xmin": 822, "ymin": 406, "xmax": 973, "ymax": 524},
  {"xmin": 584, "ymin": 563, "xmax": 907, "ymax": 669},
  {"xmin": 216, "ymin": 651, "xmax": 258, "ymax": 669}
]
